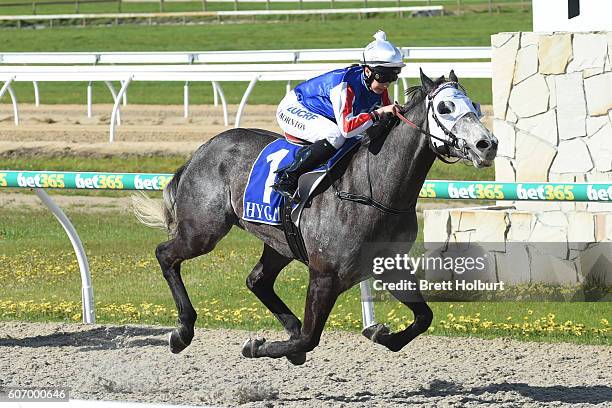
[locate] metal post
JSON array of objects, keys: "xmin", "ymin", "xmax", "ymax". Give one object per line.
[
  {"xmin": 33, "ymin": 189, "xmax": 95, "ymax": 324},
  {"xmin": 121, "ymin": 81, "xmax": 127, "ymax": 106},
  {"xmin": 212, "ymin": 82, "xmax": 218, "ymax": 106},
  {"xmin": 109, "ymin": 76, "xmax": 132, "ymax": 143},
  {"xmin": 87, "ymin": 82, "xmax": 93, "ymax": 118},
  {"xmin": 0, "ymin": 77, "xmax": 19, "ymax": 126},
  {"xmin": 212, "ymin": 81, "xmax": 228, "ymax": 126},
  {"xmin": 184, "ymin": 81, "xmax": 189, "ymax": 118},
  {"xmin": 235, "ymin": 76, "xmax": 259, "ymax": 128},
  {"xmin": 360, "ymin": 280, "xmax": 376, "ymax": 329},
  {"xmin": 33, "ymin": 81, "xmax": 40, "ymax": 107},
  {"xmin": 104, "ymin": 81, "xmax": 121, "ymax": 125}
]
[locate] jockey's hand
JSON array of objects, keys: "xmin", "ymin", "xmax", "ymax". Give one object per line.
[
  {"xmin": 371, "ymin": 104, "xmax": 397, "ymax": 123},
  {"xmin": 375, "ymin": 104, "xmax": 397, "ymax": 117}
]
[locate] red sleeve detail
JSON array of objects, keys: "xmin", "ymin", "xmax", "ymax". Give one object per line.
[
  {"xmin": 342, "ymin": 85, "xmax": 373, "ymax": 134},
  {"xmin": 382, "ymin": 89, "xmax": 392, "ymax": 106}
]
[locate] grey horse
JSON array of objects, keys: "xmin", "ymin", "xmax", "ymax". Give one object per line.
[{"xmin": 134, "ymin": 70, "xmax": 497, "ymax": 365}]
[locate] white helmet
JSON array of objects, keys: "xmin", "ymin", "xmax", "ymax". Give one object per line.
[{"xmin": 362, "ymin": 31, "xmax": 405, "ymax": 68}]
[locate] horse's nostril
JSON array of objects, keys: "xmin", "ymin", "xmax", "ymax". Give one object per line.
[{"xmin": 476, "ymin": 139, "xmax": 490, "ymax": 150}]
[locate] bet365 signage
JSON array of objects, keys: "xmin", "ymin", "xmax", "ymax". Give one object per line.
[{"xmin": 532, "ymin": 0, "xmax": 611, "ymax": 32}]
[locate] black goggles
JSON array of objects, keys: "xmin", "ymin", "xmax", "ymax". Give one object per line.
[{"xmin": 371, "ymin": 67, "xmax": 401, "ymax": 83}]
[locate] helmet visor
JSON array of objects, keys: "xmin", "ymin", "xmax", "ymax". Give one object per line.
[{"xmin": 370, "ymin": 67, "xmax": 402, "ymax": 83}]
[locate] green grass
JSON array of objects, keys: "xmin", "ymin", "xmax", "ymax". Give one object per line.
[
  {"xmin": 0, "ymin": 10, "xmax": 532, "ymax": 104},
  {"xmin": 0, "ymin": 208, "xmax": 609, "ymax": 345},
  {"xmin": 0, "ymin": 12, "xmax": 530, "ymax": 50},
  {"xmin": 0, "ymin": 0, "xmax": 530, "ymax": 15}
]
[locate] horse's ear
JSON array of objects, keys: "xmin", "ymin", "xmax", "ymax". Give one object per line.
[
  {"xmin": 419, "ymin": 68, "xmax": 434, "ymax": 93},
  {"xmin": 449, "ymin": 69, "xmax": 459, "ymax": 82}
]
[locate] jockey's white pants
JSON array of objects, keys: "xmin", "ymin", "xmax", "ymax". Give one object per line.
[{"xmin": 276, "ymin": 90, "xmax": 347, "ymax": 149}]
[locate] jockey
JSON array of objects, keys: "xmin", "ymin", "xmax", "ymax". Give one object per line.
[{"xmin": 272, "ymin": 30, "xmax": 406, "ymax": 198}]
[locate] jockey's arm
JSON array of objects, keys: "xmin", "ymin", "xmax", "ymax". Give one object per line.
[
  {"xmin": 331, "ymin": 83, "xmax": 376, "ymax": 138},
  {"xmin": 331, "ymin": 85, "xmax": 396, "ymax": 138}
]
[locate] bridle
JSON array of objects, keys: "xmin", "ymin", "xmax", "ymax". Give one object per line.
[
  {"xmin": 332, "ymin": 81, "xmax": 474, "ymax": 214},
  {"xmin": 395, "ymin": 81, "xmax": 472, "ymax": 164}
]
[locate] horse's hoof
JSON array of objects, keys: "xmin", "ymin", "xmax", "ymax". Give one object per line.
[
  {"xmin": 241, "ymin": 337, "xmax": 266, "ymax": 358},
  {"xmin": 362, "ymin": 323, "xmax": 390, "ymax": 344},
  {"xmin": 286, "ymin": 352, "xmax": 307, "ymax": 366},
  {"xmin": 169, "ymin": 329, "xmax": 189, "ymax": 354}
]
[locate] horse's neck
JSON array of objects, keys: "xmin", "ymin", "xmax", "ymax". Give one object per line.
[{"xmin": 364, "ymin": 107, "xmax": 436, "ymax": 209}]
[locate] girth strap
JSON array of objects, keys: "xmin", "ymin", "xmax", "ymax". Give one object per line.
[{"xmin": 281, "ymin": 197, "xmax": 309, "ymax": 264}]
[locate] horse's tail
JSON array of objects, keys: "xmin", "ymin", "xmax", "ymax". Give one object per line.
[{"xmin": 132, "ymin": 159, "xmax": 191, "ymax": 237}]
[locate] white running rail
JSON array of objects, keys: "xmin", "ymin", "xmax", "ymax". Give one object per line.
[{"xmin": 0, "ymin": 46, "xmax": 491, "ymax": 141}]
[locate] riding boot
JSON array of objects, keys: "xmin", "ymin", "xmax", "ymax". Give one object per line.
[{"xmin": 272, "ymin": 139, "xmax": 337, "ymax": 199}]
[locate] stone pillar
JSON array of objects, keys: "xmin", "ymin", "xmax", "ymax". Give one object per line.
[{"xmin": 423, "ymin": 31, "xmax": 612, "ymax": 285}]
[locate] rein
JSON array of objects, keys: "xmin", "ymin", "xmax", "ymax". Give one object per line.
[{"xmin": 331, "ymin": 83, "xmax": 472, "ymax": 215}]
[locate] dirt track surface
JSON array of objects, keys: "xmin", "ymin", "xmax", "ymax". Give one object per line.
[
  {"xmin": 0, "ymin": 104, "xmax": 281, "ymax": 157},
  {"xmin": 0, "ymin": 103, "xmax": 493, "ymax": 157},
  {"xmin": 0, "ymin": 321, "xmax": 610, "ymax": 407}
]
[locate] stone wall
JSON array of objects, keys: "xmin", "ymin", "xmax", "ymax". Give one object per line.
[
  {"xmin": 493, "ymin": 32, "xmax": 612, "ymax": 212},
  {"xmin": 424, "ymin": 205, "xmax": 612, "ymax": 285},
  {"xmin": 423, "ymin": 31, "xmax": 612, "ymax": 285}
]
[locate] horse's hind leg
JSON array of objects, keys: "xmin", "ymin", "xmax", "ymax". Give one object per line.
[
  {"xmin": 245, "ymin": 244, "xmax": 305, "ymax": 365},
  {"xmin": 156, "ymin": 223, "xmax": 231, "ymax": 354}
]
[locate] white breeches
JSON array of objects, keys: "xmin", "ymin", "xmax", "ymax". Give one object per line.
[{"xmin": 276, "ymin": 91, "xmax": 346, "ymax": 149}]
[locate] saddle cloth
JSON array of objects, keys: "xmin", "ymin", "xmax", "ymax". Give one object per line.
[{"xmin": 243, "ymin": 137, "xmax": 360, "ymax": 225}]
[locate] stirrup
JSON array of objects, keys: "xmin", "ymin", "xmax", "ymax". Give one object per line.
[{"xmin": 272, "ymin": 182, "xmax": 298, "ymax": 199}]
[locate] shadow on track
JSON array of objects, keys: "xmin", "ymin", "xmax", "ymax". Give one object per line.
[
  {"xmin": 307, "ymin": 380, "xmax": 611, "ymax": 405},
  {"xmin": 0, "ymin": 326, "xmax": 169, "ymax": 351},
  {"xmin": 384, "ymin": 380, "xmax": 612, "ymax": 405}
]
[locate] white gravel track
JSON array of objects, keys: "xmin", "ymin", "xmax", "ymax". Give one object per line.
[{"xmin": 0, "ymin": 322, "xmax": 610, "ymax": 407}]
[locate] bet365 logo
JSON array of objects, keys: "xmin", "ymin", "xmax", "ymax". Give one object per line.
[{"xmin": 568, "ymin": 0, "xmax": 580, "ymax": 19}]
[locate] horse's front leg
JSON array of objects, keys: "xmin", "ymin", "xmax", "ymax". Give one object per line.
[{"xmin": 242, "ymin": 271, "xmax": 337, "ymax": 361}]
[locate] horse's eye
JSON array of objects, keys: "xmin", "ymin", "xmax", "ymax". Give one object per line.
[{"xmin": 437, "ymin": 101, "xmax": 455, "ymax": 115}]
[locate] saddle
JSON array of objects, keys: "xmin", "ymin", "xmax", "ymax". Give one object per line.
[{"xmin": 242, "ymin": 134, "xmax": 361, "ymax": 264}]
